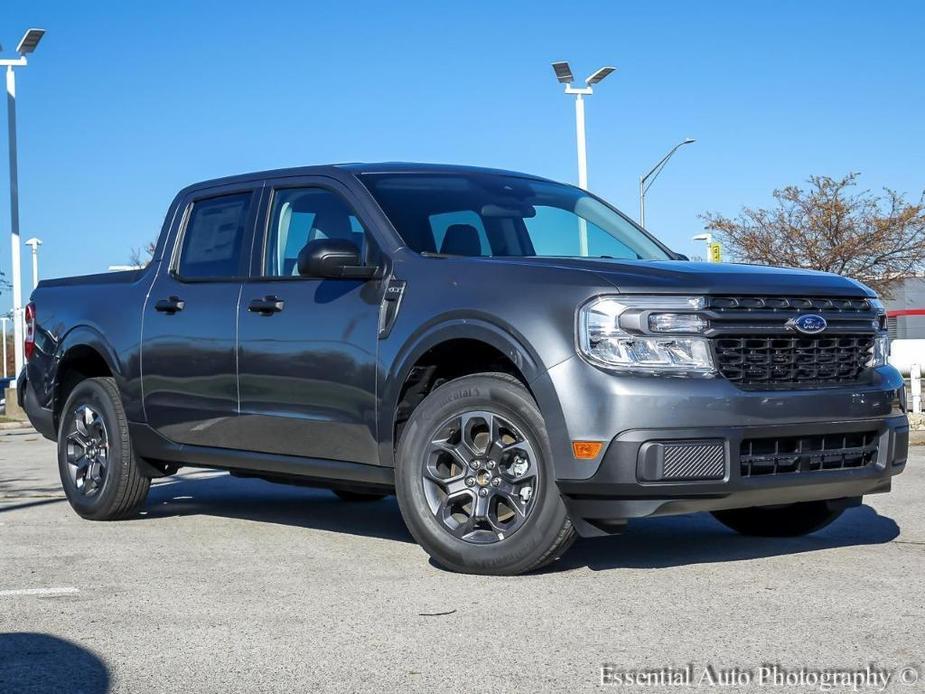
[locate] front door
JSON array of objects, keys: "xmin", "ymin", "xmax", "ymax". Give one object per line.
[
  {"xmin": 141, "ymin": 187, "xmax": 259, "ymax": 447},
  {"xmin": 234, "ymin": 181, "xmax": 383, "ymax": 464}
]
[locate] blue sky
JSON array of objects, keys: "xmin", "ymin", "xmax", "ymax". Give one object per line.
[{"xmin": 0, "ymin": 1, "xmax": 923, "ymax": 309}]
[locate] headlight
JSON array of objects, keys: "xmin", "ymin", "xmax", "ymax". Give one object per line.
[
  {"xmin": 868, "ymin": 332, "xmax": 890, "ymax": 368},
  {"xmin": 578, "ymin": 296, "xmax": 715, "ymax": 375},
  {"xmin": 867, "ymin": 298, "xmax": 889, "ymax": 367}
]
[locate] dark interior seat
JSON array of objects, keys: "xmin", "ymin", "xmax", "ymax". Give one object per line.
[{"xmin": 440, "ymin": 224, "xmax": 483, "ymax": 256}]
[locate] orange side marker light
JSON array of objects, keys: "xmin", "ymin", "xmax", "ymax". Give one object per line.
[{"xmin": 572, "ymin": 441, "xmax": 604, "ymax": 460}]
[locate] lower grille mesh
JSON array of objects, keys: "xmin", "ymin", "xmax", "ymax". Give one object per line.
[{"xmin": 740, "ymin": 431, "xmax": 878, "ymax": 477}]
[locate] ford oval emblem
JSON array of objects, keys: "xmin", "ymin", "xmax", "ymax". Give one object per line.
[{"xmin": 788, "ymin": 313, "xmax": 828, "ymax": 335}]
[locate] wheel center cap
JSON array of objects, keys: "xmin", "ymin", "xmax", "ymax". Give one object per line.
[{"xmin": 476, "ymin": 469, "xmax": 492, "ymax": 487}]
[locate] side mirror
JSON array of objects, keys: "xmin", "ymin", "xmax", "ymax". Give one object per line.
[{"xmin": 297, "ymin": 239, "xmax": 378, "ymax": 279}]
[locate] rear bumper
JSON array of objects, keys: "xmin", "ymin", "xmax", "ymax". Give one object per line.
[
  {"xmin": 557, "ymin": 414, "xmax": 908, "ymax": 536},
  {"xmin": 18, "ymin": 371, "xmax": 56, "ymax": 440}
]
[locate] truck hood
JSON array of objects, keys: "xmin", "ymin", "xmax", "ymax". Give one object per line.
[{"xmin": 489, "ymin": 257, "xmax": 875, "ymax": 297}]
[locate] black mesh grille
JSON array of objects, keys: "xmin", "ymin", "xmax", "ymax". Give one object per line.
[
  {"xmin": 740, "ymin": 431, "xmax": 878, "ymax": 477},
  {"xmin": 714, "ymin": 335, "xmax": 875, "ymax": 385}
]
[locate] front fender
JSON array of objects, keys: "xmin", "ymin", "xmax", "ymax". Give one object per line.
[{"xmin": 376, "ymin": 318, "xmax": 573, "ymax": 473}]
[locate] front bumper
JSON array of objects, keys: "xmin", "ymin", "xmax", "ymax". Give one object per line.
[
  {"xmin": 536, "ymin": 357, "xmax": 909, "ymax": 536},
  {"xmin": 557, "ymin": 414, "xmax": 907, "ymax": 536}
]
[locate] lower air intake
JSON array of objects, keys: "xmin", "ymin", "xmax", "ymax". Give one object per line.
[{"xmin": 638, "ymin": 440, "xmax": 727, "ymax": 482}]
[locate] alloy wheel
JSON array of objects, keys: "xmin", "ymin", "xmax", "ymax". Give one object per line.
[
  {"xmin": 421, "ymin": 410, "xmax": 539, "ymax": 544},
  {"xmin": 65, "ymin": 404, "xmax": 110, "ymax": 497}
]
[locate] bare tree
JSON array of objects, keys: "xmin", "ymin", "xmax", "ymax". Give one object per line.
[
  {"xmin": 128, "ymin": 240, "xmax": 157, "ymax": 268},
  {"xmin": 701, "ymin": 173, "xmax": 925, "ymax": 296}
]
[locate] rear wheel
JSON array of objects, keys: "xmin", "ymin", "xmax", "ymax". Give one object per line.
[
  {"xmin": 394, "ymin": 373, "xmax": 574, "ymax": 575},
  {"xmin": 711, "ymin": 501, "xmax": 845, "ymax": 537},
  {"xmin": 57, "ymin": 377, "xmax": 150, "ymax": 520}
]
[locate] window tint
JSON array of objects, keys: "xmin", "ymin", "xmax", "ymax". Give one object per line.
[
  {"xmin": 177, "ymin": 193, "xmax": 252, "ymax": 278},
  {"xmin": 360, "ymin": 173, "xmax": 671, "ymax": 260},
  {"xmin": 524, "ymin": 205, "xmax": 640, "ymax": 259},
  {"xmin": 265, "ymin": 188, "xmax": 368, "ymax": 277}
]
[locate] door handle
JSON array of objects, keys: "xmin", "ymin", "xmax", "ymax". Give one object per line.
[
  {"xmin": 248, "ymin": 295, "xmax": 285, "ymax": 315},
  {"xmin": 154, "ymin": 296, "xmax": 185, "ymax": 314}
]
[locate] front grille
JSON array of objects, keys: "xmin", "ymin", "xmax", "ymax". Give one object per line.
[
  {"xmin": 740, "ymin": 431, "xmax": 878, "ymax": 477},
  {"xmin": 702, "ymin": 296, "xmax": 879, "ymax": 387},
  {"xmin": 714, "ymin": 335, "xmax": 875, "ymax": 385},
  {"xmin": 707, "ymin": 296, "xmax": 873, "ymax": 313}
]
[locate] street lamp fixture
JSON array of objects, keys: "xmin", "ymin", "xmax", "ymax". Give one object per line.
[
  {"xmin": 16, "ymin": 29, "xmax": 45, "ymax": 55},
  {"xmin": 638, "ymin": 137, "xmax": 695, "ymax": 228},
  {"xmin": 1, "ymin": 28, "xmax": 46, "ymax": 386},
  {"xmin": 551, "ymin": 60, "xmax": 617, "ymax": 255},
  {"xmin": 25, "ymin": 237, "xmax": 42, "ymax": 289}
]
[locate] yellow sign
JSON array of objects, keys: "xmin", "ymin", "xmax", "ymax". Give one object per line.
[{"xmin": 708, "ymin": 242, "xmax": 722, "ymax": 263}]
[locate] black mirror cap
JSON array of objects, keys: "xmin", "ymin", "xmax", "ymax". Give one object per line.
[{"xmin": 297, "ymin": 239, "xmax": 378, "ymax": 279}]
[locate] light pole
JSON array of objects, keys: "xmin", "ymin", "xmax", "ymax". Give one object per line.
[
  {"xmin": 692, "ymin": 232, "xmax": 714, "ymax": 262},
  {"xmin": 551, "ymin": 61, "xmax": 616, "ymax": 256},
  {"xmin": 25, "ymin": 237, "xmax": 41, "ymax": 289},
  {"xmin": 639, "ymin": 137, "xmax": 695, "ymax": 228},
  {"xmin": 1, "ymin": 28, "xmax": 44, "ymax": 385},
  {"xmin": 0, "ymin": 315, "xmax": 8, "ymax": 378}
]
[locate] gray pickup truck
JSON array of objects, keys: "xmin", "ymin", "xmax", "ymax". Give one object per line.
[{"xmin": 19, "ymin": 162, "xmax": 908, "ymax": 574}]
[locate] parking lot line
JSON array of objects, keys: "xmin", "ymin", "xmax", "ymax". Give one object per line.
[{"xmin": 0, "ymin": 587, "xmax": 80, "ymax": 597}]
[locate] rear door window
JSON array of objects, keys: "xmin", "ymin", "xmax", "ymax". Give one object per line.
[{"xmin": 176, "ymin": 193, "xmax": 253, "ymax": 279}]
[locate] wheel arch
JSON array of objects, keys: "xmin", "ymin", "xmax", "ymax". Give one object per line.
[
  {"xmin": 50, "ymin": 327, "xmax": 123, "ymax": 429},
  {"xmin": 378, "ymin": 318, "xmax": 569, "ymax": 469}
]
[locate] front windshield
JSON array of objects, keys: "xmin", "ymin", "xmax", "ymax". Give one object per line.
[{"xmin": 360, "ymin": 173, "xmax": 672, "ymax": 260}]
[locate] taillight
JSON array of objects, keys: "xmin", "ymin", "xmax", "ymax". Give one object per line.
[{"xmin": 24, "ymin": 302, "xmax": 35, "ymax": 360}]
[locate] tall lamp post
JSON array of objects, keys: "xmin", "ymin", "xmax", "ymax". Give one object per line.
[
  {"xmin": 25, "ymin": 237, "xmax": 41, "ymax": 289},
  {"xmin": 639, "ymin": 137, "xmax": 695, "ymax": 228},
  {"xmin": 0, "ymin": 315, "xmax": 8, "ymax": 378},
  {"xmin": 551, "ymin": 61, "xmax": 616, "ymax": 256},
  {"xmin": 1, "ymin": 28, "xmax": 45, "ymax": 385}
]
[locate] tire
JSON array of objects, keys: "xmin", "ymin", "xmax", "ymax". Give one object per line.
[
  {"xmin": 394, "ymin": 373, "xmax": 575, "ymax": 575},
  {"xmin": 711, "ymin": 501, "xmax": 845, "ymax": 537},
  {"xmin": 57, "ymin": 377, "xmax": 150, "ymax": 520},
  {"xmin": 333, "ymin": 489, "xmax": 389, "ymax": 502}
]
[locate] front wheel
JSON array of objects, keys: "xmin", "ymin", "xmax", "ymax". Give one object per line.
[
  {"xmin": 57, "ymin": 377, "xmax": 150, "ymax": 520},
  {"xmin": 394, "ymin": 373, "xmax": 574, "ymax": 575},
  {"xmin": 711, "ymin": 501, "xmax": 845, "ymax": 537}
]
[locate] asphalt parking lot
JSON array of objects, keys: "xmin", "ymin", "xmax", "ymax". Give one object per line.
[{"xmin": 1, "ymin": 429, "xmax": 922, "ymax": 693}]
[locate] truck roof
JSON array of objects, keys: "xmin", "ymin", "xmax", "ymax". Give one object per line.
[{"xmin": 179, "ymin": 162, "xmax": 553, "ymax": 195}]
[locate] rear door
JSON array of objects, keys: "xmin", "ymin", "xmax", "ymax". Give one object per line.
[
  {"xmin": 233, "ymin": 177, "xmax": 384, "ymax": 463},
  {"xmin": 141, "ymin": 184, "xmax": 261, "ymax": 447}
]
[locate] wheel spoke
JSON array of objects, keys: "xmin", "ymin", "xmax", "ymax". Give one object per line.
[
  {"xmin": 449, "ymin": 515, "xmax": 476, "ymax": 539},
  {"xmin": 459, "ymin": 411, "xmax": 491, "ymax": 457},
  {"xmin": 66, "ymin": 430, "xmax": 91, "ymax": 454},
  {"xmin": 472, "ymin": 492, "xmax": 491, "ymax": 520},
  {"xmin": 430, "ymin": 438, "xmax": 470, "ymax": 469},
  {"xmin": 75, "ymin": 407, "xmax": 91, "ymax": 437}
]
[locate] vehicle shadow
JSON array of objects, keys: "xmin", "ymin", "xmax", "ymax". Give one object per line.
[
  {"xmin": 0, "ymin": 632, "xmax": 110, "ymax": 693},
  {"xmin": 553, "ymin": 503, "xmax": 900, "ymax": 572},
  {"xmin": 143, "ymin": 470, "xmax": 415, "ymax": 543},
  {"xmin": 144, "ymin": 471, "xmax": 899, "ymax": 569}
]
